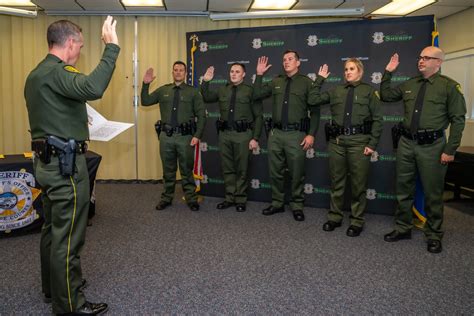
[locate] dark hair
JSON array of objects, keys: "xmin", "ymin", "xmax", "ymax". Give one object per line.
[
  {"xmin": 230, "ymin": 63, "xmax": 246, "ymax": 72},
  {"xmin": 173, "ymin": 61, "xmax": 187, "ymax": 69},
  {"xmin": 47, "ymin": 20, "xmax": 82, "ymax": 48},
  {"xmin": 283, "ymin": 50, "xmax": 300, "ymax": 60}
]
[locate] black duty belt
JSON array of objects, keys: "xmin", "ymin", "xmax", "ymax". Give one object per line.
[
  {"xmin": 31, "ymin": 138, "xmax": 87, "ymax": 156},
  {"xmin": 401, "ymin": 128, "xmax": 444, "ymax": 145},
  {"xmin": 325, "ymin": 122, "xmax": 372, "ymax": 141},
  {"xmin": 217, "ymin": 120, "xmax": 252, "ymax": 132},
  {"xmin": 273, "ymin": 122, "xmax": 300, "ymax": 131}
]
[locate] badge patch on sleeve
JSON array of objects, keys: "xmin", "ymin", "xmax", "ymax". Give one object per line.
[
  {"xmin": 456, "ymin": 84, "xmax": 463, "ymax": 94},
  {"xmin": 63, "ymin": 65, "xmax": 80, "ymax": 74}
]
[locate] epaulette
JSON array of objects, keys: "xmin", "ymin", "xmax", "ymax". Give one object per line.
[
  {"xmin": 63, "ymin": 65, "xmax": 80, "ymax": 74},
  {"xmin": 439, "ymin": 74, "xmax": 459, "ymax": 85}
]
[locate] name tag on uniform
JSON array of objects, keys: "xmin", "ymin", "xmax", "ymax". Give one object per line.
[
  {"xmin": 164, "ymin": 94, "xmax": 169, "ymax": 97},
  {"xmin": 275, "ymin": 86, "xmax": 281, "ymax": 89},
  {"xmin": 404, "ymin": 90, "xmax": 412, "ymax": 94}
]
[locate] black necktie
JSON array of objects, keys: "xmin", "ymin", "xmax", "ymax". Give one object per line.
[
  {"xmin": 171, "ymin": 86, "xmax": 180, "ymax": 127},
  {"xmin": 228, "ymin": 86, "xmax": 237, "ymax": 128},
  {"xmin": 410, "ymin": 80, "xmax": 428, "ymax": 134},
  {"xmin": 343, "ymin": 85, "xmax": 355, "ymax": 128},
  {"xmin": 281, "ymin": 77, "xmax": 291, "ymax": 127}
]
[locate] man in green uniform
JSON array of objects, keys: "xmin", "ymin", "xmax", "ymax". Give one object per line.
[
  {"xmin": 24, "ymin": 16, "xmax": 119, "ymax": 315},
  {"xmin": 253, "ymin": 51, "xmax": 320, "ymax": 221},
  {"xmin": 141, "ymin": 61, "xmax": 206, "ymax": 212},
  {"xmin": 313, "ymin": 59, "xmax": 383, "ymax": 237},
  {"xmin": 381, "ymin": 46, "xmax": 466, "ymax": 253},
  {"xmin": 201, "ymin": 63, "xmax": 263, "ymax": 212}
]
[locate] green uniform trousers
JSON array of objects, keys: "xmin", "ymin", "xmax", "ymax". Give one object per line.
[
  {"xmin": 268, "ymin": 129, "xmax": 306, "ymax": 210},
  {"xmin": 394, "ymin": 135, "xmax": 447, "ymax": 241},
  {"xmin": 35, "ymin": 154, "xmax": 89, "ymax": 314},
  {"xmin": 218, "ymin": 129, "xmax": 252, "ymax": 204},
  {"xmin": 159, "ymin": 133, "xmax": 197, "ymax": 204},
  {"xmin": 327, "ymin": 135, "xmax": 371, "ymax": 227}
]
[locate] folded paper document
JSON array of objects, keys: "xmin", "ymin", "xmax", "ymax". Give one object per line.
[{"xmin": 87, "ymin": 104, "xmax": 133, "ymax": 142}]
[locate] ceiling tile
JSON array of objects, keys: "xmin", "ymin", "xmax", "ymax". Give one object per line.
[
  {"xmin": 32, "ymin": 0, "xmax": 83, "ymax": 11},
  {"xmin": 78, "ymin": 0, "xmax": 124, "ymax": 11},
  {"xmin": 208, "ymin": 0, "xmax": 251, "ymax": 12},
  {"xmin": 165, "ymin": 0, "xmax": 207, "ymax": 11}
]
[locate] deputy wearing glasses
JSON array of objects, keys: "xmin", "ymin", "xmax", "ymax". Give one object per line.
[{"xmin": 380, "ymin": 46, "xmax": 466, "ymax": 253}]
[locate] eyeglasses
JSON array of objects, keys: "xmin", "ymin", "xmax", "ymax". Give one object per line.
[{"xmin": 417, "ymin": 56, "xmax": 440, "ymax": 61}]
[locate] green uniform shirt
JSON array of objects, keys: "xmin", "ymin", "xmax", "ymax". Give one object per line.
[
  {"xmin": 253, "ymin": 73, "xmax": 320, "ymax": 135},
  {"xmin": 200, "ymin": 81, "xmax": 263, "ymax": 141},
  {"xmin": 380, "ymin": 71, "xmax": 466, "ymax": 155},
  {"xmin": 24, "ymin": 43, "xmax": 120, "ymax": 141},
  {"xmin": 313, "ymin": 76, "xmax": 383, "ymax": 149},
  {"xmin": 141, "ymin": 82, "xmax": 206, "ymax": 139}
]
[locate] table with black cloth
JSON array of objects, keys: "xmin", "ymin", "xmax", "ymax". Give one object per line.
[
  {"xmin": 0, "ymin": 151, "xmax": 102, "ymax": 238},
  {"xmin": 445, "ymin": 146, "xmax": 474, "ymax": 199}
]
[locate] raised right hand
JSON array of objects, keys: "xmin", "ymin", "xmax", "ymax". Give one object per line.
[
  {"xmin": 318, "ymin": 64, "xmax": 330, "ymax": 78},
  {"xmin": 203, "ymin": 66, "xmax": 214, "ymax": 82},
  {"xmin": 101, "ymin": 15, "xmax": 118, "ymax": 45},
  {"xmin": 385, "ymin": 53, "xmax": 400, "ymax": 72},
  {"xmin": 143, "ymin": 67, "xmax": 156, "ymax": 84},
  {"xmin": 256, "ymin": 56, "xmax": 272, "ymax": 75}
]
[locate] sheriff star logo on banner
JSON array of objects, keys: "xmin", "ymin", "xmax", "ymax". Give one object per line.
[{"xmin": 0, "ymin": 170, "xmax": 41, "ymax": 233}]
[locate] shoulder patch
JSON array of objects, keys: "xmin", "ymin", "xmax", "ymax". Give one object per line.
[
  {"xmin": 63, "ymin": 65, "xmax": 80, "ymax": 74},
  {"xmin": 455, "ymin": 84, "xmax": 463, "ymax": 95},
  {"xmin": 374, "ymin": 90, "xmax": 380, "ymax": 99}
]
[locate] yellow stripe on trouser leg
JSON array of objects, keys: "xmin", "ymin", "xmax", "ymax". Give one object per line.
[{"xmin": 66, "ymin": 176, "xmax": 78, "ymax": 312}]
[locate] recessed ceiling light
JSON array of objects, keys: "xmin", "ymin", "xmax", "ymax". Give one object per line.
[
  {"xmin": 0, "ymin": 0, "xmax": 35, "ymax": 5},
  {"xmin": 250, "ymin": 0, "xmax": 298, "ymax": 10},
  {"xmin": 121, "ymin": 0, "xmax": 164, "ymax": 7},
  {"xmin": 372, "ymin": 0, "xmax": 437, "ymax": 16}
]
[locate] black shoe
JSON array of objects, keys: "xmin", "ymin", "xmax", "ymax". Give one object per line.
[
  {"xmin": 44, "ymin": 279, "xmax": 87, "ymax": 304},
  {"xmin": 58, "ymin": 301, "xmax": 108, "ymax": 315},
  {"xmin": 188, "ymin": 202, "xmax": 200, "ymax": 212},
  {"xmin": 216, "ymin": 201, "xmax": 234, "ymax": 209},
  {"xmin": 292, "ymin": 210, "xmax": 305, "ymax": 221},
  {"xmin": 427, "ymin": 239, "xmax": 442, "ymax": 253},
  {"xmin": 384, "ymin": 230, "xmax": 411, "ymax": 242},
  {"xmin": 155, "ymin": 201, "xmax": 171, "ymax": 210},
  {"xmin": 322, "ymin": 221, "xmax": 342, "ymax": 232},
  {"xmin": 262, "ymin": 205, "xmax": 284, "ymax": 215},
  {"xmin": 235, "ymin": 204, "xmax": 246, "ymax": 212},
  {"xmin": 346, "ymin": 225, "xmax": 363, "ymax": 237}
]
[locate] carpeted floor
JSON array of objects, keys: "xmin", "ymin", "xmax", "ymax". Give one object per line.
[{"xmin": 1, "ymin": 183, "xmax": 473, "ymax": 315}]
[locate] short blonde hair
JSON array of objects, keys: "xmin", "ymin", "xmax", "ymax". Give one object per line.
[{"xmin": 344, "ymin": 58, "xmax": 364, "ymax": 76}]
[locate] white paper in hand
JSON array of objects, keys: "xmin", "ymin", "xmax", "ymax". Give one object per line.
[{"xmin": 87, "ymin": 104, "xmax": 133, "ymax": 142}]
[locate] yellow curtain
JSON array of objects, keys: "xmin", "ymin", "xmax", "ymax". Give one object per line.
[{"xmin": 0, "ymin": 13, "xmax": 335, "ymax": 179}]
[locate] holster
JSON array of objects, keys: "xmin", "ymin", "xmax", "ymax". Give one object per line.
[
  {"xmin": 154, "ymin": 120, "xmax": 162, "ymax": 138},
  {"xmin": 215, "ymin": 120, "xmax": 223, "ymax": 134},
  {"xmin": 264, "ymin": 118, "xmax": 273, "ymax": 138},
  {"xmin": 46, "ymin": 135, "xmax": 77, "ymax": 176},
  {"xmin": 391, "ymin": 123, "xmax": 403, "ymax": 149}
]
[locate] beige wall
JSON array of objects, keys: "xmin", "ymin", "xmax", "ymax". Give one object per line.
[
  {"xmin": 2, "ymin": 12, "xmax": 473, "ymax": 180},
  {"xmin": 439, "ymin": 7, "xmax": 474, "ymax": 147},
  {"xmin": 0, "ymin": 13, "xmax": 332, "ymax": 179},
  {"xmin": 438, "ymin": 7, "xmax": 474, "ymax": 54}
]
